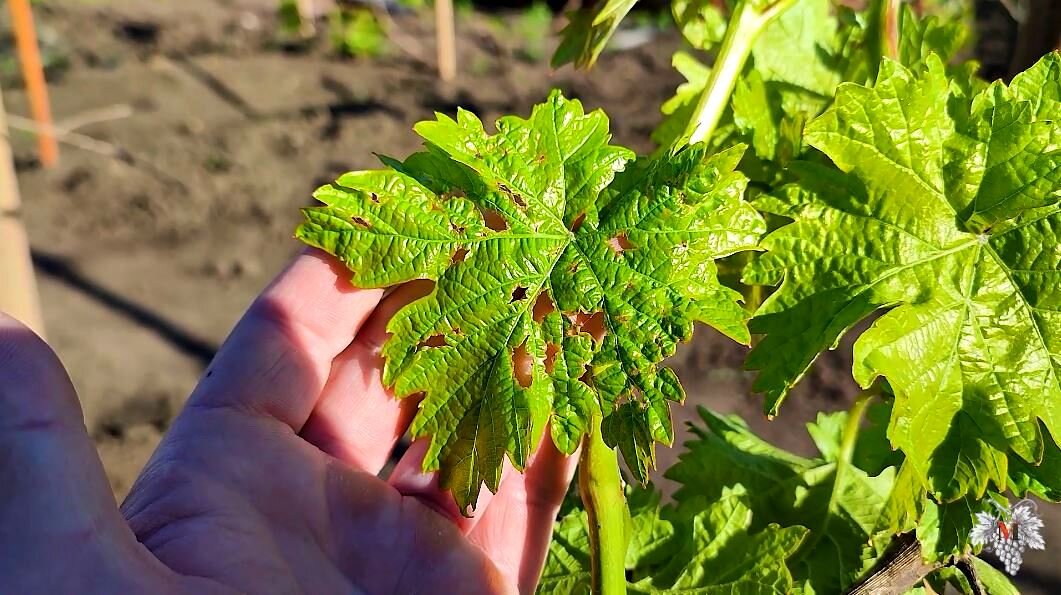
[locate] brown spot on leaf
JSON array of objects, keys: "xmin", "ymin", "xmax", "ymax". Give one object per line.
[
  {"xmin": 512, "ymin": 341, "xmax": 532, "ymax": 389},
  {"xmin": 477, "ymin": 206, "xmax": 509, "ymax": 232},
  {"xmin": 511, "ymin": 286, "xmax": 528, "ymax": 302},
  {"xmin": 418, "ymin": 334, "xmax": 447, "ymax": 349},
  {"xmin": 607, "ymin": 233, "xmax": 634, "ymax": 255},
  {"xmin": 451, "ymin": 247, "xmax": 469, "ymax": 263},
  {"xmin": 370, "ymin": 192, "xmax": 380, "ymax": 204},
  {"xmin": 571, "ymin": 311, "xmax": 606, "ymax": 342},
  {"xmin": 570, "ymin": 212, "xmax": 586, "ymax": 233},
  {"xmin": 351, "ymin": 216, "xmax": 370, "ymax": 228},
  {"xmin": 532, "ymin": 292, "xmax": 556, "ymax": 322},
  {"xmin": 544, "ymin": 342, "xmax": 559, "ymax": 375}
]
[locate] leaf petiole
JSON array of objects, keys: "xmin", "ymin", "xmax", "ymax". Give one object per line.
[
  {"xmin": 683, "ymin": 0, "xmax": 800, "ymax": 145},
  {"xmin": 579, "ymin": 407, "xmax": 629, "ymax": 595}
]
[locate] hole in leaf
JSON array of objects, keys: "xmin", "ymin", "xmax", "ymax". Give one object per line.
[
  {"xmin": 451, "ymin": 247, "xmax": 469, "ymax": 263},
  {"xmin": 570, "ymin": 212, "xmax": 586, "ymax": 233},
  {"xmin": 544, "ymin": 342, "xmax": 559, "ymax": 375},
  {"xmin": 578, "ymin": 365, "xmax": 593, "ymax": 387},
  {"xmin": 441, "ymin": 188, "xmax": 466, "ymax": 200},
  {"xmin": 418, "ymin": 334, "xmax": 447, "ymax": 349},
  {"xmin": 571, "ymin": 311, "xmax": 606, "ymax": 342},
  {"xmin": 512, "ymin": 341, "xmax": 532, "ymax": 389},
  {"xmin": 477, "ymin": 206, "xmax": 509, "ymax": 232},
  {"xmin": 351, "ymin": 216, "xmax": 371, "ymax": 228},
  {"xmin": 511, "ymin": 286, "xmax": 528, "ymax": 302},
  {"xmin": 607, "ymin": 233, "xmax": 634, "ymax": 255},
  {"xmin": 532, "ymin": 292, "xmax": 556, "ymax": 322}
]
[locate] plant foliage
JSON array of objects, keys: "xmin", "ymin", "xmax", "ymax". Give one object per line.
[
  {"xmin": 297, "ymin": 91, "xmax": 765, "ymax": 509},
  {"xmin": 295, "ymin": 0, "xmax": 1060, "ymax": 591}
]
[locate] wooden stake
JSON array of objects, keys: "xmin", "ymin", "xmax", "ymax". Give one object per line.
[
  {"xmin": 435, "ymin": 0, "xmax": 457, "ymax": 82},
  {"xmin": 7, "ymin": 0, "xmax": 58, "ymax": 168},
  {"xmin": 0, "ymin": 83, "xmax": 45, "ymax": 337},
  {"xmin": 296, "ymin": 0, "xmax": 317, "ymax": 37}
]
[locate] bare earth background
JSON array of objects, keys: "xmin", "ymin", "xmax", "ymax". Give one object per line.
[{"xmin": 4, "ymin": 0, "xmax": 1057, "ymax": 592}]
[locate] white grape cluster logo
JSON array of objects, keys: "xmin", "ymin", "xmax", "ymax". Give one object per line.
[{"xmin": 970, "ymin": 499, "xmax": 1046, "ymax": 575}]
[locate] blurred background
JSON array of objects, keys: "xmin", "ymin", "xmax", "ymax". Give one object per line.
[{"xmin": 0, "ymin": 0, "xmax": 1057, "ymax": 592}]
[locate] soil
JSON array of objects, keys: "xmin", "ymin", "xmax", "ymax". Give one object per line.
[{"xmin": 4, "ymin": 0, "xmax": 1057, "ymax": 592}]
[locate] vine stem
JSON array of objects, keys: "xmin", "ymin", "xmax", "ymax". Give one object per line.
[
  {"xmin": 579, "ymin": 408, "xmax": 628, "ymax": 595},
  {"xmin": 846, "ymin": 533, "xmax": 939, "ymax": 595},
  {"xmin": 868, "ymin": 0, "xmax": 902, "ymax": 77},
  {"xmin": 683, "ymin": 0, "xmax": 800, "ymax": 145}
]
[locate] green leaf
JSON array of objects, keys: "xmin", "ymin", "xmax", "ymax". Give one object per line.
[
  {"xmin": 297, "ymin": 91, "xmax": 765, "ymax": 509},
  {"xmin": 657, "ymin": 1, "xmax": 978, "ymax": 160},
  {"xmin": 666, "ymin": 407, "xmax": 898, "ymax": 593},
  {"xmin": 916, "ymin": 496, "xmax": 977, "ymax": 562},
  {"xmin": 538, "ymin": 485, "xmax": 806, "ymax": 594},
  {"xmin": 552, "ymin": 0, "xmax": 638, "ymax": 69},
  {"xmin": 1008, "ymin": 422, "xmax": 1061, "ymax": 501},
  {"xmin": 655, "ymin": 0, "xmax": 843, "ymax": 153},
  {"xmin": 672, "ymin": 0, "xmax": 727, "ymax": 49},
  {"xmin": 746, "ymin": 55, "xmax": 1061, "ymax": 502},
  {"xmin": 971, "ymin": 556, "xmax": 1020, "ymax": 595}
]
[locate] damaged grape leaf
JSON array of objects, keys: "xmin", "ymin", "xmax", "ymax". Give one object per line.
[
  {"xmin": 538, "ymin": 485, "xmax": 806, "ymax": 594},
  {"xmin": 297, "ymin": 91, "xmax": 765, "ymax": 510},
  {"xmin": 745, "ymin": 54, "xmax": 1061, "ymax": 502}
]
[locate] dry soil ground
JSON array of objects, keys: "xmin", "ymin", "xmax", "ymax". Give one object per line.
[{"xmin": 3, "ymin": 0, "xmax": 1057, "ymax": 592}]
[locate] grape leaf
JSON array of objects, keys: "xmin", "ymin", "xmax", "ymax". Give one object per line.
[
  {"xmin": 552, "ymin": 0, "xmax": 638, "ymax": 69},
  {"xmin": 1008, "ymin": 422, "xmax": 1061, "ymax": 501},
  {"xmin": 656, "ymin": 1, "xmax": 974, "ymax": 160},
  {"xmin": 971, "ymin": 556, "xmax": 1020, "ymax": 595},
  {"xmin": 296, "ymin": 91, "xmax": 765, "ymax": 509},
  {"xmin": 666, "ymin": 407, "xmax": 899, "ymax": 593},
  {"xmin": 671, "ymin": 0, "xmax": 727, "ymax": 50},
  {"xmin": 745, "ymin": 54, "xmax": 1061, "ymax": 502},
  {"xmin": 538, "ymin": 485, "xmax": 806, "ymax": 594},
  {"xmin": 916, "ymin": 496, "xmax": 977, "ymax": 562}
]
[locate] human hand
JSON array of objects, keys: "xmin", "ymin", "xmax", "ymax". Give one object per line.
[{"xmin": 0, "ymin": 250, "xmax": 576, "ymax": 594}]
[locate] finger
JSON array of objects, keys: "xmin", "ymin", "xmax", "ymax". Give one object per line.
[
  {"xmin": 388, "ymin": 439, "xmax": 509, "ymax": 533},
  {"xmin": 299, "ymin": 281, "xmax": 433, "ymax": 473},
  {"xmin": 185, "ymin": 249, "xmax": 382, "ymax": 432},
  {"xmin": 468, "ymin": 434, "xmax": 578, "ymax": 595},
  {"xmin": 0, "ymin": 315, "xmax": 160, "ymax": 588}
]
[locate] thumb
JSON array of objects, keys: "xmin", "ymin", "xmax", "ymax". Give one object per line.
[{"xmin": 0, "ymin": 315, "xmax": 163, "ymax": 590}]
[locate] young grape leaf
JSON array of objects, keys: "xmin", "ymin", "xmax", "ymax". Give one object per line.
[
  {"xmin": 1008, "ymin": 423, "xmax": 1061, "ymax": 501},
  {"xmin": 552, "ymin": 0, "xmax": 638, "ymax": 69},
  {"xmin": 656, "ymin": 1, "xmax": 974, "ymax": 161},
  {"xmin": 916, "ymin": 495, "xmax": 977, "ymax": 562},
  {"xmin": 745, "ymin": 54, "xmax": 1061, "ymax": 502},
  {"xmin": 671, "ymin": 0, "xmax": 727, "ymax": 50},
  {"xmin": 538, "ymin": 485, "xmax": 807, "ymax": 594},
  {"xmin": 971, "ymin": 556, "xmax": 1020, "ymax": 595},
  {"xmin": 666, "ymin": 407, "xmax": 900, "ymax": 593},
  {"xmin": 297, "ymin": 91, "xmax": 765, "ymax": 509}
]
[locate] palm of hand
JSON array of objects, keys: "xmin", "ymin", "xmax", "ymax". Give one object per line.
[{"xmin": 0, "ymin": 252, "xmax": 573, "ymax": 595}]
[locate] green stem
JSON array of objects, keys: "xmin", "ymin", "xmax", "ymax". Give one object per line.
[
  {"xmin": 868, "ymin": 0, "xmax": 902, "ymax": 77},
  {"xmin": 579, "ymin": 408, "xmax": 628, "ymax": 595},
  {"xmin": 683, "ymin": 0, "xmax": 800, "ymax": 146},
  {"xmin": 839, "ymin": 388, "xmax": 875, "ymax": 465}
]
